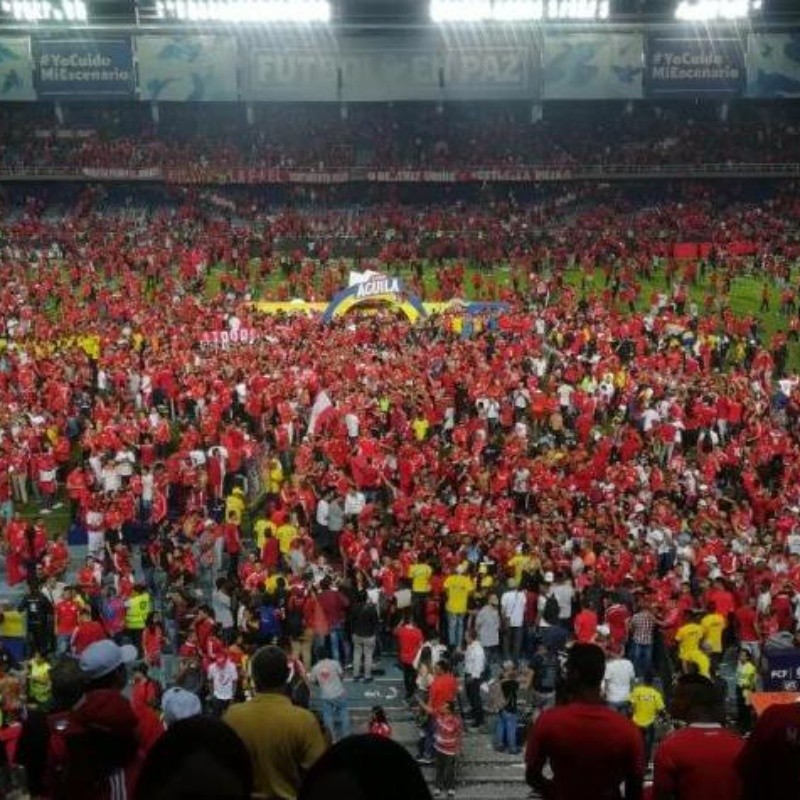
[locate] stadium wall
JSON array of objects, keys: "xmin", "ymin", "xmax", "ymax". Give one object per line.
[{"xmin": 0, "ymin": 26, "xmax": 800, "ymax": 103}]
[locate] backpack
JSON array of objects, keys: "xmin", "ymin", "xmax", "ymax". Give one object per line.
[
  {"xmin": 259, "ymin": 606, "xmax": 281, "ymax": 640},
  {"xmin": 533, "ymin": 653, "xmax": 559, "ymax": 692},
  {"xmin": 483, "ymin": 680, "xmax": 506, "ymax": 714},
  {"xmin": 287, "ymin": 664, "xmax": 311, "ymax": 709},
  {"xmin": 543, "ymin": 594, "xmax": 560, "ymax": 625},
  {"xmin": 285, "ymin": 605, "xmax": 305, "ymax": 639}
]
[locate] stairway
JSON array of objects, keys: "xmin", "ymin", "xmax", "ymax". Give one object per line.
[{"xmin": 336, "ymin": 663, "xmax": 532, "ymax": 800}]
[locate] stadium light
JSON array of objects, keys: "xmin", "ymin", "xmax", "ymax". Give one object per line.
[
  {"xmin": 674, "ymin": 0, "xmax": 761, "ymax": 20},
  {"xmin": 0, "ymin": 0, "xmax": 87, "ymax": 20},
  {"xmin": 430, "ymin": 0, "xmax": 609, "ymax": 22},
  {"xmin": 155, "ymin": 0, "xmax": 331, "ymax": 23}
]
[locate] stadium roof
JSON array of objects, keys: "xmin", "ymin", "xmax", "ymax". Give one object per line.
[{"xmin": 0, "ymin": 0, "xmax": 799, "ymax": 26}]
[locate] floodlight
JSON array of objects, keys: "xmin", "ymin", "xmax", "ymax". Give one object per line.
[
  {"xmin": 430, "ymin": 0, "xmax": 491, "ymax": 22},
  {"xmin": 431, "ymin": 0, "xmax": 609, "ymax": 22},
  {"xmin": 155, "ymin": 0, "xmax": 331, "ymax": 23},
  {"xmin": 1, "ymin": 0, "xmax": 87, "ymax": 19},
  {"xmin": 674, "ymin": 0, "xmax": 761, "ymax": 20}
]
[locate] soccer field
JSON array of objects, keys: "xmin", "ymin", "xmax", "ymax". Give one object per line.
[{"xmin": 208, "ymin": 258, "xmax": 795, "ymax": 366}]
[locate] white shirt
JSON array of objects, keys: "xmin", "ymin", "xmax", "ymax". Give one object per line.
[
  {"xmin": 603, "ymin": 658, "xmax": 635, "ymax": 704},
  {"xmin": 316, "ymin": 498, "xmax": 330, "ymax": 526},
  {"xmin": 344, "ymin": 413, "xmax": 360, "ymax": 438},
  {"xmin": 501, "ymin": 590, "xmax": 526, "ymax": 628},
  {"xmin": 464, "ymin": 641, "xmax": 486, "ymax": 679},
  {"xmin": 344, "ymin": 491, "xmax": 365, "ymax": 517},
  {"xmin": 141, "ymin": 472, "xmax": 154, "ymax": 502},
  {"xmin": 102, "ymin": 465, "xmax": 121, "ymax": 494},
  {"xmin": 208, "ymin": 660, "xmax": 238, "ymax": 700}
]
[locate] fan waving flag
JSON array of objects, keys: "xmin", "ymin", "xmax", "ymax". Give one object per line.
[{"xmin": 307, "ymin": 390, "xmax": 333, "ymax": 437}]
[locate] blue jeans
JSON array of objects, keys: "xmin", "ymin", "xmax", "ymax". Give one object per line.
[
  {"xmin": 321, "ymin": 695, "xmax": 351, "ymax": 742},
  {"xmin": 447, "ymin": 613, "xmax": 466, "ymax": 649},
  {"xmin": 630, "ymin": 642, "xmax": 653, "ymax": 677},
  {"xmin": 494, "ymin": 710, "xmax": 519, "ymax": 753},
  {"xmin": 329, "ymin": 626, "xmax": 351, "ymax": 665}
]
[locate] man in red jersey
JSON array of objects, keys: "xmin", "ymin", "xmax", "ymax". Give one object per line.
[
  {"xmin": 525, "ymin": 643, "xmax": 644, "ymax": 800},
  {"xmin": 736, "ymin": 697, "xmax": 800, "ymax": 800},
  {"xmin": 395, "ymin": 613, "xmax": 424, "ymax": 703},
  {"xmin": 653, "ymin": 674, "xmax": 744, "ymax": 800}
]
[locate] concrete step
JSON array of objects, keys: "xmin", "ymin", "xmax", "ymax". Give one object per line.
[
  {"xmin": 427, "ymin": 784, "xmax": 535, "ymax": 800},
  {"xmin": 419, "ymin": 763, "xmax": 527, "ymax": 784}
]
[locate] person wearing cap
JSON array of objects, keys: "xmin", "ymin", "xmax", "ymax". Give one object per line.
[
  {"xmin": 45, "ymin": 639, "xmax": 152, "ymax": 800},
  {"xmin": 224, "ymin": 645, "xmax": 326, "ymax": 800},
  {"xmin": 161, "ymin": 671, "xmax": 202, "ymax": 727}
]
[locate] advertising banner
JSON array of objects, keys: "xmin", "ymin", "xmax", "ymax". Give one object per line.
[
  {"xmin": 245, "ymin": 37, "xmax": 539, "ymax": 102},
  {"xmin": 0, "ymin": 37, "xmax": 35, "ymax": 101},
  {"xmin": 340, "ymin": 46, "xmax": 441, "ymax": 102},
  {"xmin": 646, "ymin": 35, "xmax": 745, "ymax": 96},
  {"xmin": 33, "ymin": 38, "xmax": 134, "ymax": 98},
  {"xmin": 747, "ymin": 32, "xmax": 800, "ymax": 98},
  {"xmin": 763, "ymin": 648, "xmax": 800, "ymax": 691},
  {"xmin": 136, "ymin": 35, "xmax": 238, "ymax": 102},
  {"xmin": 443, "ymin": 45, "xmax": 539, "ymax": 101},
  {"xmin": 544, "ymin": 33, "xmax": 643, "ymax": 100},
  {"xmin": 244, "ymin": 48, "xmax": 337, "ymax": 101}
]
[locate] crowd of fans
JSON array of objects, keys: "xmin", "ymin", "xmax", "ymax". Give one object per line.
[
  {"xmin": 0, "ymin": 177, "xmax": 797, "ymax": 799},
  {"xmin": 2, "ymin": 100, "xmax": 800, "ymax": 173}
]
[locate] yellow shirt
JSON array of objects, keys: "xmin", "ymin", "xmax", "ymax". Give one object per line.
[
  {"xmin": 254, "ymin": 519, "xmax": 276, "ymax": 551},
  {"xmin": 675, "ymin": 622, "xmax": 704, "ymax": 661},
  {"xmin": 224, "ymin": 693, "xmax": 326, "ymax": 800},
  {"xmin": 508, "ymin": 554, "xmax": 532, "ymax": 586},
  {"xmin": 409, "ymin": 563, "xmax": 433, "ymax": 594},
  {"xmin": 267, "ymin": 462, "xmax": 284, "ymax": 494},
  {"xmin": 629, "ymin": 685, "xmax": 665, "ymax": 728},
  {"xmin": 225, "ymin": 489, "xmax": 246, "ymax": 526},
  {"xmin": 412, "ymin": 418, "xmax": 429, "ymax": 441},
  {"xmin": 29, "ymin": 661, "xmax": 52, "ymax": 704},
  {"xmin": 737, "ymin": 661, "xmax": 757, "ymax": 698},
  {"xmin": 701, "ymin": 613, "xmax": 725, "ymax": 654},
  {"xmin": 276, "ymin": 523, "xmax": 298, "ymax": 555},
  {"xmin": 444, "ymin": 574, "xmax": 475, "ymax": 615},
  {"xmin": 686, "ymin": 649, "xmax": 711, "ymax": 678}
]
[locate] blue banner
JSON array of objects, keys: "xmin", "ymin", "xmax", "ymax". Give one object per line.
[
  {"xmin": 136, "ymin": 36, "xmax": 238, "ymax": 102},
  {"xmin": 747, "ymin": 33, "xmax": 800, "ymax": 98},
  {"xmin": 543, "ymin": 33, "xmax": 643, "ymax": 100},
  {"xmin": 33, "ymin": 38, "xmax": 133, "ymax": 98},
  {"xmin": 763, "ymin": 648, "xmax": 800, "ymax": 691},
  {"xmin": 0, "ymin": 38, "xmax": 35, "ymax": 101},
  {"xmin": 647, "ymin": 36, "xmax": 744, "ymax": 96}
]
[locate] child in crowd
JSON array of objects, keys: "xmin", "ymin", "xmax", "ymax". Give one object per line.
[
  {"xmin": 368, "ymin": 705, "xmax": 392, "ymax": 738},
  {"xmin": 433, "ymin": 700, "xmax": 462, "ymax": 799}
]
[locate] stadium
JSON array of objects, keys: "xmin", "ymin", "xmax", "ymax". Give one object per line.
[{"xmin": 0, "ymin": 0, "xmax": 798, "ymax": 798}]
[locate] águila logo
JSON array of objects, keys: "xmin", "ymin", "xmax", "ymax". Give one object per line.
[{"xmin": 355, "ymin": 277, "xmax": 401, "ymax": 299}]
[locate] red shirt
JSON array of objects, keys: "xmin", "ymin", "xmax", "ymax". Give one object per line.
[
  {"xmin": 734, "ymin": 605, "xmax": 759, "ymax": 642},
  {"xmin": 71, "ymin": 620, "xmax": 106, "ymax": 655},
  {"xmin": 55, "ymin": 600, "xmax": 80, "ymax": 636},
  {"xmin": 396, "ymin": 623, "xmax": 424, "ymax": 666},
  {"xmin": 525, "ymin": 702, "xmax": 645, "ymax": 800},
  {"xmin": 428, "ymin": 673, "xmax": 459, "ymax": 714},
  {"xmin": 573, "ymin": 609, "xmax": 598, "ymax": 643},
  {"xmin": 737, "ymin": 701, "xmax": 800, "ymax": 800},
  {"xmin": 654, "ymin": 725, "xmax": 744, "ymax": 800}
]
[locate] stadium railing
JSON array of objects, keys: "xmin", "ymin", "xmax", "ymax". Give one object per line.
[{"xmin": 0, "ymin": 163, "xmax": 800, "ymax": 182}]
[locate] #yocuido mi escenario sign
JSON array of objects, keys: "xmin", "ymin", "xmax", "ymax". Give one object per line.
[
  {"xmin": 33, "ymin": 38, "xmax": 134, "ymax": 99},
  {"xmin": 646, "ymin": 35, "xmax": 745, "ymax": 96}
]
